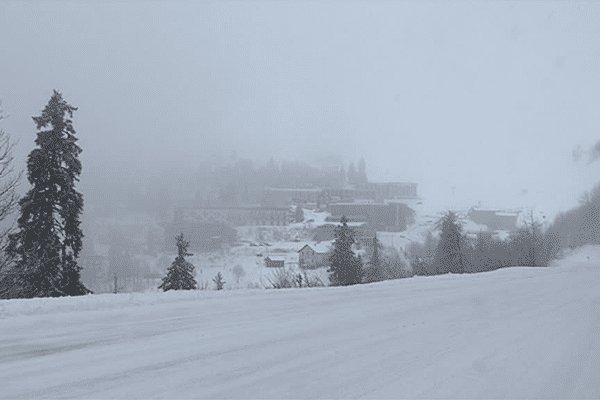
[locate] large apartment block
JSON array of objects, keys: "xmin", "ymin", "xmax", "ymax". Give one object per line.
[
  {"xmin": 261, "ymin": 188, "xmax": 323, "ymax": 207},
  {"xmin": 177, "ymin": 206, "xmax": 289, "ymax": 226},
  {"xmin": 261, "ymin": 182, "xmax": 419, "ymax": 206},
  {"xmin": 326, "ymin": 202, "xmax": 415, "ymax": 232},
  {"xmin": 366, "ymin": 182, "xmax": 418, "ymax": 201}
]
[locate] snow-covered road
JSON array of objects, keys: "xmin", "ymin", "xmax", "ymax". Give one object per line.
[{"xmin": 2, "ymin": 247, "xmax": 600, "ymax": 398}]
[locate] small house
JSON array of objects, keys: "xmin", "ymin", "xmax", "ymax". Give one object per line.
[
  {"xmin": 264, "ymin": 256, "xmax": 285, "ymax": 268},
  {"xmin": 298, "ymin": 243, "xmax": 331, "ymax": 269}
]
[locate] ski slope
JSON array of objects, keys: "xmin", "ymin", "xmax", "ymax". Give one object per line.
[{"xmin": 1, "ymin": 247, "xmax": 600, "ymax": 399}]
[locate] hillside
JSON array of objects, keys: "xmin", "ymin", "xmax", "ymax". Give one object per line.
[{"xmin": 1, "ymin": 246, "xmax": 600, "ymax": 398}]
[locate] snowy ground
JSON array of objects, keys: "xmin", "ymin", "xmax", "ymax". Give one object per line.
[{"xmin": 2, "ymin": 246, "xmax": 600, "ymax": 398}]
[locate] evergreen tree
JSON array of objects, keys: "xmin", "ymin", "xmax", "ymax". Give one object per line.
[
  {"xmin": 433, "ymin": 211, "xmax": 466, "ymax": 274},
  {"xmin": 212, "ymin": 271, "xmax": 225, "ymax": 290},
  {"xmin": 5, "ymin": 90, "xmax": 90, "ymax": 298},
  {"xmin": 471, "ymin": 230, "xmax": 494, "ymax": 272},
  {"xmin": 510, "ymin": 209, "xmax": 545, "ymax": 266},
  {"xmin": 108, "ymin": 230, "xmax": 135, "ymax": 279},
  {"xmin": 407, "ymin": 231, "xmax": 439, "ymax": 276},
  {"xmin": 328, "ymin": 215, "xmax": 363, "ymax": 286},
  {"xmin": 347, "ymin": 162, "xmax": 357, "ymax": 185},
  {"xmin": 365, "ymin": 233, "xmax": 385, "ymax": 283},
  {"xmin": 339, "ymin": 165, "xmax": 346, "ymax": 187},
  {"xmin": 357, "ymin": 157, "xmax": 368, "ymax": 186},
  {"xmin": 294, "ymin": 205, "xmax": 304, "ymax": 223},
  {"xmin": 159, "ymin": 233, "xmax": 197, "ymax": 291}
]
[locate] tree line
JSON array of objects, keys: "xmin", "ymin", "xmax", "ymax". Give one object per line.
[{"xmin": 405, "ymin": 210, "xmax": 561, "ymax": 277}]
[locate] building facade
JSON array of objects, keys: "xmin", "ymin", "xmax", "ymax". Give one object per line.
[
  {"xmin": 264, "ymin": 257, "xmax": 285, "ymax": 268},
  {"xmin": 322, "ymin": 188, "xmax": 376, "ymax": 202},
  {"xmin": 178, "ymin": 206, "xmax": 289, "ymax": 227},
  {"xmin": 261, "ymin": 188, "xmax": 323, "ymax": 206},
  {"xmin": 366, "ymin": 182, "xmax": 418, "ymax": 201},
  {"xmin": 312, "ymin": 222, "xmax": 376, "ymax": 242},
  {"xmin": 298, "ymin": 244, "xmax": 331, "ymax": 269},
  {"xmin": 326, "ymin": 202, "xmax": 415, "ymax": 232}
]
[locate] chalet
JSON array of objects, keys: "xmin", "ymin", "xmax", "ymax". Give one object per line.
[
  {"xmin": 298, "ymin": 243, "xmax": 331, "ymax": 269},
  {"xmin": 264, "ymin": 257, "xmax": 285, "ymax": 268}
]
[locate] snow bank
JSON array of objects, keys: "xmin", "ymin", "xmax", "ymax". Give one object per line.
[
  {"xmin": 0, "ymin": 264, "xmax": 566, "ymax": 320},
  {"xmin": 2, "ymin": 243, "xmax": 595, "ymax": 320}
]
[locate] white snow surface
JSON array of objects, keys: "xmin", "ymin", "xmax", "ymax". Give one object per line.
[{"xmin": 2, "ymin": 246, "xmax": 600, "ymax": 398}]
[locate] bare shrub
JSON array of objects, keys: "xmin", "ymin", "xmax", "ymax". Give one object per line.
[
  {"xmin": 197, "ymin": 280, "xmax": 210, "ymax": 290},
  {"xmin": 0, "ymin": 104, "xmax": 23, "ymax": 275},
  {"xmin": 266, "ymin": 267, "xmax": 297, "ymax": 289},
  {"xmin": 232, "ymin": 265, "xmax": 246, "ymax": 283},
  {"xmin": 266, "ymin": 267, "xmax": 326, "ymax": 289},
  {"xmin": 301, "ymin": 270, "xmax": 326, "ymax": 287}
]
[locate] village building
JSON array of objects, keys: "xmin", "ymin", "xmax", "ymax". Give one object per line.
[
  {"xmin": 177, "ymin": 205, "xmax": 289, "ymax": 227},
  {"xmin": 297, "ymin": 243, "xmax": 331, "ymax": 269},
  {"xmin": 326, "ymin": 202, "xmax": 415, "ymax": 232},
  {"xmin": 366, "ymin": 182, "xmax": 419, "ymax": 201},
  {"xmin": 264, "ymin": 256, "xmax": 285, "ymax": 268},
  {"xmin": 261, "ymin": 187, "xmax": 323, "ymax": 207},
  {"xmin": 312, "ymin": 222, "xmax": 374, "ymax": 242}
]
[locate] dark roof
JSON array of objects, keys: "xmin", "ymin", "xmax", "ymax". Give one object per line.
[{"xmin": 298, "ymin": 244, "xmax": 312, "ymax": 253}]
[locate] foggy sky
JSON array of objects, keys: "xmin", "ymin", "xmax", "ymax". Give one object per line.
[{"xmin": 1, "ymin": 1, "xmax": 600, "ymax": 219}]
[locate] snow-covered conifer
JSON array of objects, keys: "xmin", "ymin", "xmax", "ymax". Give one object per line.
[{"xmin": 159, "ymin": 233, "xmax": 197, "ymax": 291}]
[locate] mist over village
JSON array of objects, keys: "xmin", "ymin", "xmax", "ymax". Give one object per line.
[{"xmin": 1, "ymin": 2, "xmax": 600, "ymax": 398}]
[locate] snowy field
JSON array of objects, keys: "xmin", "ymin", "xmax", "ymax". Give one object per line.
[{"xmin": 2, "ymin": 246, "xmax": 600, "ymax": 398}]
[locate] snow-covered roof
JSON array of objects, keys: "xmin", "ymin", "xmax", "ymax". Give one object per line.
[
  {"xmin": 298, "ymin": 242, "xmax": 332, "ymax": 254},
  {"xmin": 318, "ymin": 221, "xmax": 366, "ymax": 227},
  {"xmin": 265, "ymin": 256, "xmax": 286, "ymax": 261},
  {"xmin": 264, "ymin": 187, "xmax": 322, "ymax": 193}
]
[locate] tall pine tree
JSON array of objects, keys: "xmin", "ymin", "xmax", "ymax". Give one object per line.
[
  {"xmin": 347, "ymin": 162, "xmax": 357, "ymax": 185},
  {"xmin": 365, "ymin": 233, "xmax": 385, "ymax": 283},
  {"xmin": 357, "ymin": 157, "xmax": 368, "ymax": 186},
  {"xmin": 433, "ymin": 211, "xmax": 466, "ymax": 275},
  {"xmin": 328, "ymin": 215, "xmax": 363, "ymax": 286},
  {"xmin": 159, "ymin": 233, "xmax": 198, "ymax": 291},
  {"xmin": 5, "ymin": 91, "xmax": 90, "ymax": 298},
  {"xmin": 294, "ymin": 204, "xmax": 304, "ymax": 223}
]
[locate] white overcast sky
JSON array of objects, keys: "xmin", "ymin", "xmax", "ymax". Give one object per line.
[{"xmin": 1, "ymin": 1, "xmax": 599, "ymax": 217}]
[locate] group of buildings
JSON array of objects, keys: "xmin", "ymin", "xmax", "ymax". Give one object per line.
[
  {"xmin": 261, "ymin": 182, "xmax": 418, "ymax": 207},
  {"xmin": 175, "ymin": 205, "xmax": 290, "ymax": 227},
  {"xmin": 172, "ymin": 182, "xmax": 419, "ymax": 229},
  {"xmin": 266, "ymin": 240, "xmax": 374, "ymax": 270},
  {"xmin": 164, "ymin": 182, "xmax": 419, "ymax": 253}
]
